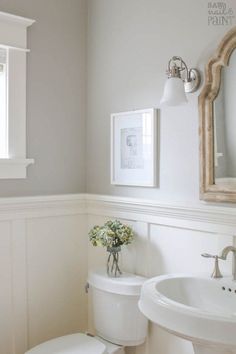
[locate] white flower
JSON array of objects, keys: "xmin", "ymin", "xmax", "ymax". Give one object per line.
[{"xmin": 88, "ymin": 220, "xmax": 134, "ymax": 248}]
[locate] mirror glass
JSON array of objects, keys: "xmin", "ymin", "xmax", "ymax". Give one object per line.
[
  {"xmin": 213, "ymin": 49, "xmax": 236, "ymax": 187},
  {"xmin": 0, "ymin": 48, "xmax": 7, "ymax": 158}
]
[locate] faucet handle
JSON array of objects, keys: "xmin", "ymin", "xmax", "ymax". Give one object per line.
[
  {"xmin": 201, "ymin": 253, "xmax": 223, "ymax": 278},
  {"xmin": 201, "ymin": 253, "xmax": 218, "ymax": 258}
]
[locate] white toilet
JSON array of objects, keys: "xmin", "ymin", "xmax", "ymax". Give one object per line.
[{"xmin": 25, "ymin": 269, "xmax": 148, "ymax": 354}]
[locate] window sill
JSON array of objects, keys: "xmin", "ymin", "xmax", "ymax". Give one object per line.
[{"xmin": 0, "ymin": 158, "xmax": 34, "ymax": 179}]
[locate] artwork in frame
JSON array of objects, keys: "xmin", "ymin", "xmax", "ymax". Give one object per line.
[{"xmin": 111, "ymin": 108, "xmax": 157, "ymax": 187}]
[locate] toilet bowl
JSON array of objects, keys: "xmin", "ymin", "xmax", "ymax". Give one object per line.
[{"xmin": 25, "ymin": 269, "xmax": 148, "ymax": 354}]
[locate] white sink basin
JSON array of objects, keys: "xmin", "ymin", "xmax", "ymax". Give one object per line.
[{"xmin": 139, "ymin": 274, "xmax": 236, "ymax": 354}]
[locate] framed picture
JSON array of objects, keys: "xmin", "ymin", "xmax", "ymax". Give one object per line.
[{"xmin": 111, "ymin": 108, "xmax": 157, "ymax": 187}]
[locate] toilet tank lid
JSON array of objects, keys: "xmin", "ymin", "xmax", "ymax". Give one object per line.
[
  {"xmin": 25, "ymin": 333, "xmax": 106, "ymax": 354},
  {"xmin": 88, "ymin": 268, "xmax": 147, "ymax": 295}
]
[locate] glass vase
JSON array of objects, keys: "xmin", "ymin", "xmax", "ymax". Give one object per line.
[{"xmin": 106, "ymin": 246, "xmax": 122, "ymax": 277}]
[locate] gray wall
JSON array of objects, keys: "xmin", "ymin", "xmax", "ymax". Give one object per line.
[
  {"xmin": 86, "ymin": 0, "xmax": 236, "ymax": 203},
  {"xmin": 1, "ymin": 0, "xmax": 236, "ymax": 201},
  {"xmin": 0, "ymin": 0, "xmax": 86, "ymax": 196}
]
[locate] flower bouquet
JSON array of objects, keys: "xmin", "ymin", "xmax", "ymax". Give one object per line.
[{"xmin": 89, "ymin": 219, "xmax": 134, "ymax": 277}]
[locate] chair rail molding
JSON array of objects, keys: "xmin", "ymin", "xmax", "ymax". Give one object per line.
[
  {"xmin": 0, "ymin": 193, "xmax": 236, "ymax": 234},
  {"xmin": 85, "ymin": 194, "xmax": 236, "ymax": 235},
  {"xmin": 0, "ymin": 194, "xmax": 86, "ymax": 220}
]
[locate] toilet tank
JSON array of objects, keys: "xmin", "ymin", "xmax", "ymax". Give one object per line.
[{"xmin": 88, "ymin": 269, "xmax": 148, "ymax": 346}]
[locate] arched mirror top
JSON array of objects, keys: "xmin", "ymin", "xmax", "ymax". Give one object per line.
[{"xmin": 203, "ymin": 26, "xmax": 236, "ymax": 93}]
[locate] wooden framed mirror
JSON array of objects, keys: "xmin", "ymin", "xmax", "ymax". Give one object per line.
[{"xmin": 199, "ymin": 26, "xmax": 236, "ymax": 202}]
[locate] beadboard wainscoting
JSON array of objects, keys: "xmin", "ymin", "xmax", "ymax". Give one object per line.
[
  {"xmin": 86, "ymin": 195, "xmax": 236, "ymax": 354},
  {"xmin": 0, "ymin": 195, "xmax": 87, "ymax": 354},
  {"xmin": 1, "ymin": 194, "xmax": 236, "ymax": 354}
]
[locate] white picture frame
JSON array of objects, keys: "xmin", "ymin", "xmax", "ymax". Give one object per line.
[{"xmin": 111, "ymin": 108, "xmax": 157, "ymax": 187}]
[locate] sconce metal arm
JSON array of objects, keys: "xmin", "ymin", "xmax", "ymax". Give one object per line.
[
  {"xmin": 167, "ymin": 56, "xmax": 192, "ymax": 82},
  {"xmin": 162, "ymin": 55, "xmax": 201, "ymax": 100}
]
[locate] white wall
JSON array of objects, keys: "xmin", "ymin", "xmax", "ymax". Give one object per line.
[
  {"xmin": 86, "ymin": 194, "xmax": 236, "ymax": 354},
  {"xmin": 86, "ymin": 0, "xmax": 236, "ymax": 203},
  {"xmin": 2, "ymin": 193, "xmax": 236, "ymax": 354},
  {"xmin": 0, "ymin": 195, "xmax": 88, "ymax": 354}
]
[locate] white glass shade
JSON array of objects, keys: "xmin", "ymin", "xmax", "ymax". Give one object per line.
[{"xmin": 160, "ymin": 77, "xmax": 188, "ymax": 106}]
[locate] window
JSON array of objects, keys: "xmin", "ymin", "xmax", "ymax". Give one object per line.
[{"xmin": 0, "ymin": 12, "xmax": 35, "ymax": 178}]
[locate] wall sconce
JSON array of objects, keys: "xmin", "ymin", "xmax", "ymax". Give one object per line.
[{"xmin": 160, "ymin": 56, "xmax": 201, "ymax": 106}]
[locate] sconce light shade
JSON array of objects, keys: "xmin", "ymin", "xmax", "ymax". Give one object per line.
[
  {"xmin": 160, "ymin": 56, "xmax": 201, "ymax": 107},
  {"xmin": 160, "ymin": 77, "xmax": 188, "ymax": 107}
]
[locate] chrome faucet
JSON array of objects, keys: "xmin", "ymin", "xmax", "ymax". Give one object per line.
[{"xmin": 219, "ymin": 246, "xmax": 236, "ymax": 281}]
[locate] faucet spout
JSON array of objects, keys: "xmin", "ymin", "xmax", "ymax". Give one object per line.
[{"xmin": 219, "ymin": 246, "xmax": 236, "ymax": 281}]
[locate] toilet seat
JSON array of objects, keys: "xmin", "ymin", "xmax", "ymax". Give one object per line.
[{"xmin": 25, "ymin": 333, "xmax": 107, "ymax": 354}]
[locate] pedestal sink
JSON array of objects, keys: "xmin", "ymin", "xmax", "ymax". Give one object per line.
[{"xmin": 139, "ymin": 274, "xmax": 236, "ymax": 354}]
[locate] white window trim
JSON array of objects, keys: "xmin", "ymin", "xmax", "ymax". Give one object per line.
[
  {"xmin": 0, "ymin": 158, "xmax": 34, "ymax": 178},
  {"xmin": 0, "ymin": 12, "xmax": 35, "ymax": 179}
]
